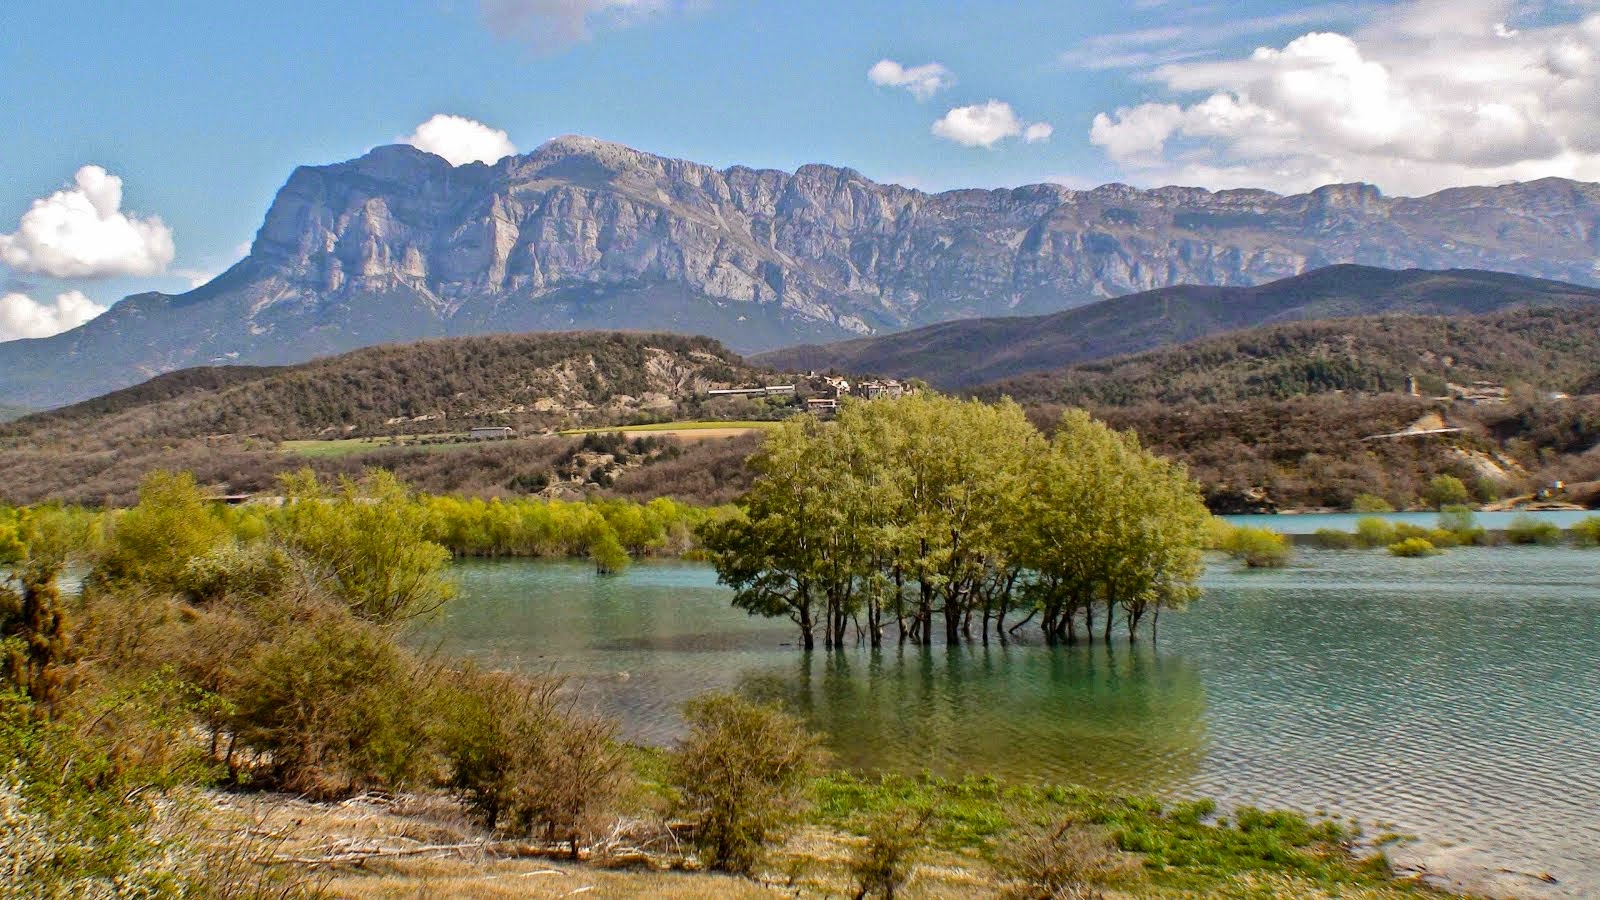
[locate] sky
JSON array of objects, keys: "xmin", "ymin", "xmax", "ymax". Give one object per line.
[{"xmin": 3, "ymin": 0, "xmax": 1599, "ymax": 341}]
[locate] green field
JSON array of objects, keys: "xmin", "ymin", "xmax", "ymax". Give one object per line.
[
  {"xmin": 278, "ymin": 433, "xmax": 469, "ymax": 458},
  {"xmin": 558, "ymin": 420, "xmax": 782, "ymax": 436}
]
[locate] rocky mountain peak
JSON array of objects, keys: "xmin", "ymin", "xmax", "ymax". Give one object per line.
[{"xmin": 4, "ymin": 137, "xmax": 1600, "ymax": 409}]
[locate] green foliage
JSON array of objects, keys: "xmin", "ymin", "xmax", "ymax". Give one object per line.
[
  {"xmin": 1350, "ymin": 493, "xmax": 1395, "ymax": 513},
  {"xmin": 436, "ymin": 669, "xmax": 625, "ymax": 856},
  {"xmin": 1570, "ymin": 516, "xmax": 1600, "ymax": 547},
  {"xmin": 1313, "ymin": 528, "xmax": 1359, "ymax": 549},
  {"xmin": 1421, "ymin": 474, "xmax": 1470, "ymax": 510},
  {"xmin": 270, "ymin": 469, "xmax": 455, "ymax": 623},
  {"xmin": 1436, "ymin": 506, "xmax": 1486, "ymax": 545},
  {"xmin": 1217, "ymin": 526, "xmax": 1292, "ymax": 568},
  {"xmin": 1505, "ymin": 514, "xmax": 1562, "ymax": 545},
  {"xmin": 95, "ymin": 471, "xmax": 230, "ymax": 594},
  {"xmin": 704, "ymin": 396, "xmax": 1211, "ymax": 648},
  {"xmin": 1387, "ymin": 537, "xmax": 1437, "ymax": 558},
  {"xmin": 1354, "ymin": 518, "xmax": 1397, "ymax": 548},
  {"xmin": 670, "ymin": 693, "xmax": 827, "ymax": 875},
  {"xmin": 230, "ymin": 611, "xmax": 432, "ymax": 796}
]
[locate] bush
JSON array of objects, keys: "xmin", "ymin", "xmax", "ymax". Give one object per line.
[
  {"xmin": 1350, "ymin": 493, "xmax": 1395, "ymax": 513},
  {"xmin": 230, "ymin": 611, "xmax": 431, "ymax": 796},
  {"xmin": 1354, "ymin": 517, "xmax": 1396, "ymax": 548},
  {"xmin": 1388, "ymin": 537, "xmax": 1437, "ymax": 558},
  {"xmin": 1571, "ymin": 516, "xmax": 1600, "ymax": 547},
  {"xmin": 1422, "ymin": 475, "xmax": 1471, "ymax": 510},
  {"xmin": 848, "ymin": 808, "xmax": 934, "ymax": 900},
  {"xmin": 1312, "ymin": 528, "xmax": 1358, "ymax": 549},
  {"xmin": 1505, "ymin": 515, "xmax": 1561, "ymax": 546},
  {"xmin": 1436, "ymin": 506, "xmax": 1486, "ymax": 546},
  {"xmin": 1218, "ymin": 526, "xmax": 1292, "ymax": 568},
  {"xmin": 997, "ymin": 821, "xmax": 1138, "ymax": 899},
  {"xmin": 437, "ymin": 669, "xmax": 626, "ymax": 857},
  {"xmin": 669, "ymin": 692, "xmax": 827, "ymax": 875}
]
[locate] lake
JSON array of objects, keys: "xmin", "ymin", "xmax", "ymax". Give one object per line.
[{"xmin": 433, "ymin": 548, "xmax": 1600, "ymax": 892}]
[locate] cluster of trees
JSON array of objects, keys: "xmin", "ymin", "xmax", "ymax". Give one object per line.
[{"xmin": 701, "ymin": 396, "xmax": 1212, "ymax": 650}]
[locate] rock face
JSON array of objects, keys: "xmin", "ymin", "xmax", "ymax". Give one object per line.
[{"xmin": 4, "ymin": 135, "xmax": 1600, "ymax": 408}]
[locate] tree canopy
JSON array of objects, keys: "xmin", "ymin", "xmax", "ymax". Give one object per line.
[{"xmin": 700, "ymin": 396, "xmax": 1211, "ymax": 648}]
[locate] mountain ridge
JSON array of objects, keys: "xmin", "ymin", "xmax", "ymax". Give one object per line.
[
  {"xmin": 756, "ymin": 266, "xmax": 1600, "ymax": 388},
  {"xmin": 3, "ymin": 134, "xmax": 1599, "ymax": 408}
]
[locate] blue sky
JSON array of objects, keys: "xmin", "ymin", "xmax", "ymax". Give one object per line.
[{"xmin": 3, "ymin": 0, "xmax": 1598, "ymax": 340}]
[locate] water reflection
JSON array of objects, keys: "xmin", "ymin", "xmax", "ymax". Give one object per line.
[{"xmin": 737, "ymin": 643, "xmax": 1207, "ymax": 792}]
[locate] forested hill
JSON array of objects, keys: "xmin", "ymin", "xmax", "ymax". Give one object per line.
[
  {"xmin": 973, "ymin": 305, "xmax": 1600, "ymax": 408},
  {"xmin": 756, "ymin": 266, "xmax": 1600, "ymax": 389},
  {"xmin": 2, "ymin": 332, "xmax": 767, "ymax": 448}
]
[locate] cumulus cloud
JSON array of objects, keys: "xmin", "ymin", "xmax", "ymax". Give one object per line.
[
  {"xmin": 867, "ymin": 59, "xmax": 955, "ymax": 100},
  {"xmin": 932, "ymin": 101, "xmax": 1054, "ymax": 148},
  {"xmin": 0, "ymin": 166, "xmax": 175, "ymax": 279},
  {"xmin": 0, "ymin": 290, "xmax": 107, "ymax": 342},
  {"xmin": 479, "ymin": 0, "xmax": 686, "ymax": 51},
  {"xmin": 400, "ymin": 114, "xmax": 519, "ymax": 166},
  {"xmin": 1085, "ymin": 1, "xmax": 1600, "ymax": 194}
]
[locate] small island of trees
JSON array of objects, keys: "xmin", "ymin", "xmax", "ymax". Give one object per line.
[{"xmin": 700, "ymin": 395, "xmax": 1213, "ymax": 649}]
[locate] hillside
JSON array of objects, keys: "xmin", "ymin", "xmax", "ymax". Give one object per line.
[
  {"xmin": 0, "ymin": 331, "xmax": 777, "ymax": 505},
  {"xmin": 758, "ymin": 266, "xmax": 1600, "ymax": 388},
  {"xmin": 977, "ymin": 305, "xmax": 1600, "ymax": 408},
  {"xmin": 3, "ymin": 134, "xmax": 1599, "ymax": 408}
]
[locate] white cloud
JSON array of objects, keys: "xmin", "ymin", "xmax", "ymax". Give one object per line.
[
  {"xmin": 867, "ymin": 59, "xmax": 955, "ymax": 100},
  {"xmin": 0, "ymin": 290, "xmax": 107, "ymax": 342},
  {"xmin": 1084, "ymin": 3, "xmax": 1600, "ymax": 194},
  {"xmin": 932, "ymin": 101, "xmax": 1054, "ymax": 148},
  {"xmin": 479, "ymin": 0, "xmax": 686, "ymax": 50},
  {"xmin": 0, "ymin": 166, "xmax": 175, "ymax": 279},
  {"xmin": 1058, "ymin": 4, "xmax": 1374, "ymax": 71},
  {"xmin": 400, "ymin": 114, "xmax": 519, "ymax": 166}
]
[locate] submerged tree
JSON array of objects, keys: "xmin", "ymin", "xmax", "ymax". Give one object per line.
[{"xmin": 701, "ymin": 396, "xmax": 1211, "ymax": 647}]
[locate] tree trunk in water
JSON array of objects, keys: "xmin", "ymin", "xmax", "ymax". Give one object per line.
[{"xmin": 1103, "ymin": 598, "xmax": 1114, "ymax": 644}]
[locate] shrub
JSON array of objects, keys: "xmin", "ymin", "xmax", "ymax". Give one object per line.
[
  {"xmin": 230, "ymin": 612, "xmax": 431, "ymax": 796},
  {"xmin": 1313, "ymin": 528, "xmax": 1358, "ymax": 549},
  {"xmin": 270, "ymin": 470, "xmax": 455, "ymax": 623},
  {"xmin": 1388, "ymin": 537, "xmax": 1437, "ymax": 558},
  {"xmin": 1354, "ymin": 517, "xmax": 1396, "ymax": 548},
  {"xmin": 848, "ymin": 808, "xmax": 934, "ymax": 900},
  {"xmin": 437, "ymin": 669, "xmax": 626, "ymax": 857},
  {"xmin": 1571, "ymin": 516, "xmax": 1600, "ymax": 547},
  {"xmin": 1436, "ymin": 505, "xmax": 1486, "ymax": 546},
  {"xmin": 1350, "ymin": 493, "xmax": 1395, "ymax": 513},
  {"xmin": 1218, "ymin": 527, "xmax": 1292, "ymax": 568},
  {"xmin": 669, "ymin": 692, "xmax": 827, "ymax": 875},
  {"xmin": 94, "ymin": 471, "xmax": 230, "ymax": 595},
  {"xmin": 997, "ymin": 821, "xmax": 1138, "ymax": 899},
  {"xmin": 1505, "ymin": 515, "xmax": 1561, "ymax": 546},
  {"xmin": 1422, "ymin": 475, "xmax": 1471, "ymax": 510}
]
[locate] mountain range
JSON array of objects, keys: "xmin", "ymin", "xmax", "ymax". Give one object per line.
[
  {"xmin": 757, "ymin": 266, "xmax": 1600, "ymax": 388},
  {"xmin": 3, "ymin": 136, "xmax": 1600, "ymax": 409}
]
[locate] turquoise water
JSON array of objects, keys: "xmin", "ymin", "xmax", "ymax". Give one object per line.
[
  {"xmin": 433, "ymin": 549, "xmax": 1600, "ymax": 890},
  {"xmin": 1224, "ymin": 508, "xmax": 1595, "ymax": 534}
]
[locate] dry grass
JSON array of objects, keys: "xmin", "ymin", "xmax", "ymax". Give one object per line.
[{"xmin": 199, "ymin": 792, "xmax": 1001, "ymax": 899}]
